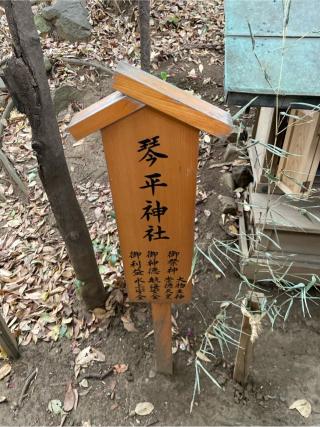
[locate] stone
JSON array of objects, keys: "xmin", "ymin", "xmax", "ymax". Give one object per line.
[
  {"xmin": 223, "ymin": 143, "xmax": 241, "ymax": 162},
  {"xmin": 232, "ymin": 166, "xmax": 253, "ymax": 189},
  {"xmin": 34, "ymin": 14, "xmax": 52, "ymax": 35},
  {"xmin": 221, "ymin": 172, "xmax": 234, "ymax": 192},
  {"xmin": 43, "ymin": 56, "xmax": 52, "ymax": 72},
  {"xmin": 218, "ymin": 195, "xmax": 237, "ymax": 215},
  {"xmin": 53, "ymin": 85, "xmax": 82, "ymax": 115},
  {"xmin": 0, "ymin": 78, "xmax": 6, "ymax": 92},
  {"xmin": 42, "ymin": 0, "xmax": 92, "ymax": 42}
]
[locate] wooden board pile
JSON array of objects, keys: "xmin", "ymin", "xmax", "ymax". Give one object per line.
[{"xmin": 241, "ymin": 109, "xmax": 320, "ymax": 283}]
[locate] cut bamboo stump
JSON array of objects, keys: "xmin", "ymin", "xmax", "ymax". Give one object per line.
[
  {"xmin": 0, "ymin": 312, "xmax": 20, "ymax": 360},
  {"xmin": 233, "ymin": 291, "xmax": 265, "ymax": 386}
]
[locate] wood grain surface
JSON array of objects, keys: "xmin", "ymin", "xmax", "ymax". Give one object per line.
[{"xmin": 102, "ymin": 106, "xmax": 199, "ymax": 303}]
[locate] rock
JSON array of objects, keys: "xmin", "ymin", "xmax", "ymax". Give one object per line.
[
  {"xmin": 218, "ymin": 195, "xmax": 237, "ymax": 215},
  {"xmin": 227, "ymin": 126, "xmax": 248, "ymax": 143},
  {"xmin": 223, "ymin": 143, "xmax": 241, "ymax": 162},
  {"xmin": 232, "ymin": 166, "xmax": 253, "ymax": 188},
  {"xmin": 34, "ymin": 14, "xmax": 52, "ymax": 35},
  {"xmin": 53, "ymin": 85, "xmax": 82, "ymax": 114},
  {"xmin": 43, "ymin": 56, "xmax": 52, "ymax": 72},
  {"xmin": 0, "ymin": 78, "xmax": 6, "ymax": 92},
  {"xmin": 221, "ymin": 172, "xmax": 234, "ymax": 192},
  {"xmin": 42, "ymin": 0, "xmax": 92, "ymax": 42}
]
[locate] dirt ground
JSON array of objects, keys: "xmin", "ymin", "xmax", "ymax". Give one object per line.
[{"xmin": 1, "ymin": 58, "xmax": 320, "ymax": 427}]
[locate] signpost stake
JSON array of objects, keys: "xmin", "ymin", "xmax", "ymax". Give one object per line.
[
  {"xmin": 233, "ymin": 291, "xmax": 265, "ymax": 385},
  {"xmin": 151, "ymin": 303, "xmax": 173, "ymax": 375}
]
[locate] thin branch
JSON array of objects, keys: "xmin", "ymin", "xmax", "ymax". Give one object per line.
[
  {"xmin": 18, "ymin": 368, "xmax": 38, "ymax": 407},
  {"xmin": 0, "ymin": 97, "xmax": 14, "ymax": 147},
  {"xmin": 0, "ymin": 149, "xmax": 28, "ymax": 198},
  {"xmin": 58, "ymin": 57, "xmax": 113, "ymax": 76}
]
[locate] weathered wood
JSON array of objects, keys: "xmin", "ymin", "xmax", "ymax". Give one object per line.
[
  {"xmin": 249, "ymin": 107, "xmax": 275, "ymax": 186},
  {"xmin": 3, "ymin": 1, "xmax": 106, "ymax": 310},
  {"xmin": 68, "ymin": 92, "xmax": 144, "ymax": 141},
  {"xmin": 233, "ymin": 292, "xmax": 265, "ymax": 386},
  {"xmin": 0, "ymin": 312, "xmax": 20, "ymax": 360},
  {"xmin": 225, "ymin": 0, "xmax": 320, "ymax": 106},
  {"xmin": 277, "ymin": 110, "xmax": 320, "ymax": 195},
  {"xmin": 152, "ymin": 303, "xmax": 173, "ymax": 374},
  {"xmin": 138, "ymin": 0, "xmax": 151, "ymax": 72},
  {"xmin": 101, "ymin": 106, "xmax": 199, "ymax": 303},
  {"xmin": 113, "ymin": 62, "xmax": 233, "ymax": 137},
  {"xmin": 238, "ymin": 191, "xmax": 320, "ymax": 282}
]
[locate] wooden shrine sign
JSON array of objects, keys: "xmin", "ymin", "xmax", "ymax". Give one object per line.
[{"xmin": 69, "ymin": 62, "xmax": 233, "ymax": 373}]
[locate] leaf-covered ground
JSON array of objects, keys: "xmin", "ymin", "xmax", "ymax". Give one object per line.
[{"xmin": 0, "ymin": 0, "xmax": 227, "ymax": 348}]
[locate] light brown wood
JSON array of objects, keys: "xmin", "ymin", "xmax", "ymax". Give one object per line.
[
  {"xmin": 152, "ymin": 303, "xmax": 173, "ymax": 374},
  {"xmin": 112, "ymin": 62, "xmax": 233, "ymax": 137},
  {"xmin": 277, "ymin": 110, "xmax": 320, "ymax": 195},
  {"xmin": 68, "ymin": 91, "xmax": 144, "ymax": 140},
  {"xmin": 249, "ymin": 107, "xmax": 275, "ymax": 186},
  {"xmin": 233, "ymin": 292, "xmax": 265, "ymax": 386},
  {"xmin": 102, "ymin": 106, "xmax": 198, "ymax": 303}
]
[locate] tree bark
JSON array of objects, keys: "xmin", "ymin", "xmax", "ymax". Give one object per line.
[
  {"xmin": 138, "ymin": 0, "xmax": 151, "ymax": 72},
  {"xmin": 3, "ymin": 1, "xmax": 106, "ymax": 310}
]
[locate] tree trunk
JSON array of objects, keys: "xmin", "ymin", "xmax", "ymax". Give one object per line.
[
  {"xmin": 138, "ymin": 0, "xmax": 151, "ymax": 72},
  {"xmin": 2, "ymin": 1, "xmax": 106, "ymax": 310}
]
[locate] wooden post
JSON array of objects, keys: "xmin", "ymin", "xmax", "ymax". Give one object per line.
[
  {"xmin": 152, "ymin": 303, "xmax": 173, "ymax": 374},
  {"xmin": 233, "ymin": 291, "xmax": 265, "ymax": 386},
  {"xmin": 0, "ymin": 313, "xmax": 20, "ymax": 360}
]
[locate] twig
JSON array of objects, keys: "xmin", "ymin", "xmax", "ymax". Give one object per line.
[
  {"xmin": 0, "ymin": 97, "xmax": 14, "ymax": 147},
  {"xmin": 18, "ymin": 368, "xmax": 38, "ymax": 407},
  {"xmin": 82, "ymin": 367, "xmax": 113, "ymax": 380},
  {"xmin": 208, "ymin": 161, "xmax": 232, "ymax": 169},
  {"xmin": 111, "ymin": 0, "xmax": 121, "ymax": 14},
  {"xmin": 0, "ymin": 149, "xmax": 28, "ymax": 198},
  {"xmin": 58, "ymin": 57, "xmax": 112, "ymax": 76}
]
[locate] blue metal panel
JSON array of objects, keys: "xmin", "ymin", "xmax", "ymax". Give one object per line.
[{"xmin": 225, "ymin": 0, "xmax": 320, "ymax": 104}]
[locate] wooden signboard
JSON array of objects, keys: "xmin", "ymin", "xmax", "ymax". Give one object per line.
[{"xmin": 69, "ymin": 62, "xmax": 233, "ymax": 373}]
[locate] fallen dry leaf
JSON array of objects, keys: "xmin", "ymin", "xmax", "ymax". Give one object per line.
[
  {"xmin": 63, "ymin": 383, "xmax": 75, "ymax": 412},
  {"xmin": 79, "ymin": 379, "xmax": 88, "ymax": 388},
  {"xmin": 135, "ymin": 401, "xmax": 154, "ymax": 416},
  {"xmin": 0, "ymin": 396, "xmax": 7, "ymax": 403},
  {"xmin": 289, "ymin": 399, "xmax": 312, "ymax": 418},
  {"xmin": 0, "ymin": 364, "xmax": 11, "ymax": 381},
  {"xmin": 93, "ymin": 307, "xmax": 107, "ymax": 321},
  {"xmin": 113, "ymin": 364, "xmax": 128, "ymax": 374},
  {"xmin": 75, "ymin": 346, "xmax": 105, "ymax": 377},
  {"xmin": 48, "ymin": 399, "xmax": 63, "ymax": 415},
  {"xmin": 121, "ymin": 310, "xmax": 137, "ymax": 332}
]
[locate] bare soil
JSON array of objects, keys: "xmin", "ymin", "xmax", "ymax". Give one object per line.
[{"xmin": 1, "ymin": 60, "xmax": 320, "ymax": 427}]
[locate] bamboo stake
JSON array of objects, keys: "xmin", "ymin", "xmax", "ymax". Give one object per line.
[{"xmin": 233, "ymin": 291, "xmax": 265, "ymax": 385}]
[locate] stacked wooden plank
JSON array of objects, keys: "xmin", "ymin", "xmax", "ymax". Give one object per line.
[{"xmin": 239, "ymin": 189, "xmax": 320, "ymax": 282}]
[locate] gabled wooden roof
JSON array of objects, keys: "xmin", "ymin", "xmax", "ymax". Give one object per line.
[
  {"xmin": 68, "ymin": 62, "xmax": 233, "ymax": 141},
  {"xmin": 113, "ymin": 62, "xmax": 233, "ymax": 137},
  {"xmin": 68, "ymin": 91, "xmax": 144, "ymax": 140}
]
